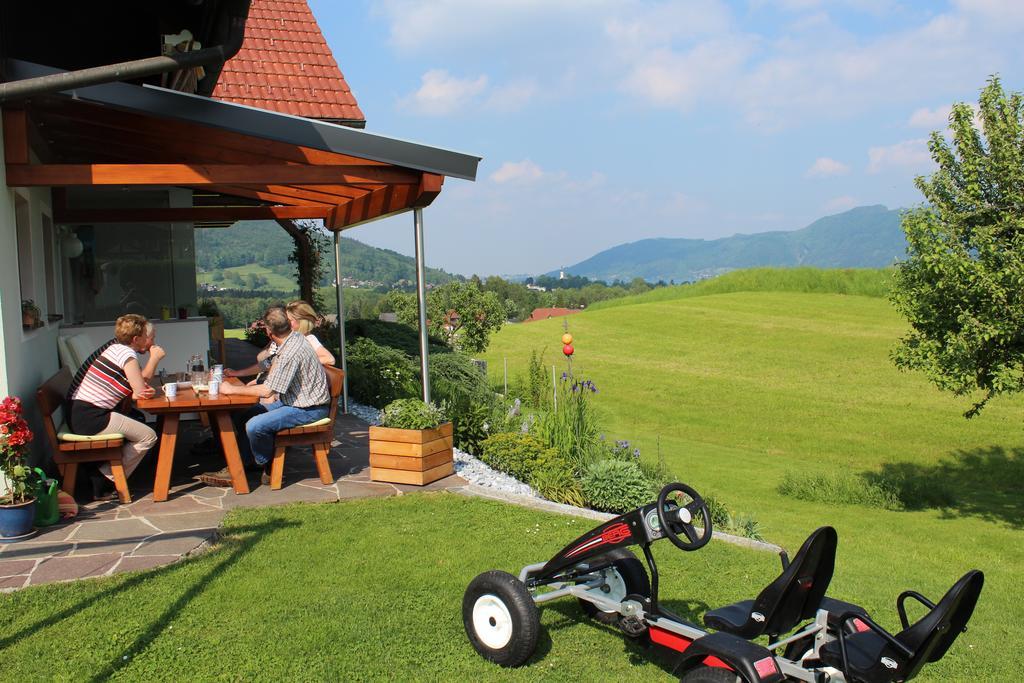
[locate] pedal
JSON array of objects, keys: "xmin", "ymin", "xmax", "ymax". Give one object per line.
[{"xmin": 619, "ymin": 614, "xmax": 648, "ymax": 637}]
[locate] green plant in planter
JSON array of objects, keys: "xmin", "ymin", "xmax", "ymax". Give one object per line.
[
  {"xmin": 379, "ymin": 399, "xmax": 449, "ymax": 430},
  {"xmin": 21, "ymin": 300, "xmax": 42, "ymax": 328},
  {"xmin": 0, "ymin": 397, "xmax": 37, "ymax": 504}
]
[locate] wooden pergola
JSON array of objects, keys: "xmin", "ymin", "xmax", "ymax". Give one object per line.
[{"xmin": 3, "ymin": 60, "xmax": 481, "ymax": 406}]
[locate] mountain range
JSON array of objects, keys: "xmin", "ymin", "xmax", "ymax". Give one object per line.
[{"xmin": 555, "ymin": 205, "xmax": 907, "ymax": 283}]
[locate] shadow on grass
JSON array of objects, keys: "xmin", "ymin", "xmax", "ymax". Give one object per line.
[
  {"xmin": 0, "ymin": 517, "xmax": 299, "ymax": 680},
  {"xmin": 536, "ymin": 597, "xmax": 710, "ymax": 677},
  {"xmin": 862, "ymin": 446, "xmax": 1024, "ymax": 529}
]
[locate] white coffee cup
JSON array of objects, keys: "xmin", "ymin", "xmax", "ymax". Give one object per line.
[
  {"xmin": 164, "ymin": 382, "xmax": 178, "ymax": 398},
  {"xmin": 209, "ymin": 380, "xmax": 220, "ymax": 397}
]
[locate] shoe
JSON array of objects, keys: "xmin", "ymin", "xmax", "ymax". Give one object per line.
[
  {"xmin": 261, "ymin": 469, "xmax": 271, "ymax": 486},
  {"xmin": 195, "ymin": 467, "xmax": 233, "ymax": 487},
  {"xmin": 89, "ymin": 473, "xmax": 118, "ymax": 502}
]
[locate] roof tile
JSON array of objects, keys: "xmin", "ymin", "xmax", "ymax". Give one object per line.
[{"xmin": 213, "ymin": 0, "xmax": 365, "ymax": 123}]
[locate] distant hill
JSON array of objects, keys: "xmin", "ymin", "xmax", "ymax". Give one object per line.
[
  {"xmin": 556, "ymin": 205, "xmax": 906, "ymax": 283},
  {"xmin": 195, "ymin": 220, "xmax": 458, "ymax": 287}
]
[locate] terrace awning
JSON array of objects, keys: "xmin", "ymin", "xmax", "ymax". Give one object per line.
[{"xmin": 2, "ymin": 59, "xmax": 480, "ymax": 229}]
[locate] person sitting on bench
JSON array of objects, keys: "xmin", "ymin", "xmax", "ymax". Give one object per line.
[
  {"xmin": 197, "ymin": 306, "xmax": 330, "ymax": 486},
  {"xmin": 66, "ymin": 314, "xmax": 165, "ymax": 499}
]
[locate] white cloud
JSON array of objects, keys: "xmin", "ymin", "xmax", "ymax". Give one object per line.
[
  {"xmin": 806, "ymin": 157, "xmax": 850, "ymax": 177},
  {"xmin": 824, "ymin": 195, "xmax": 857, "ymax": 212},
  {"xmin": 399, "ymin": 69, "xmax": 487, "ymax": 116},
  {"xmin": 490, "ymin": 160, "xmax": 546, "ymax": 184},
  {"xmin": 868, "ymin": 138, "xmax": 932, "ymax": 174},
  {"xmin": 483, "ymin": 80, "xmax": 538, "ymax": 112},
  {"xmin": 909, "ymin": 105, "xmax": 952, "ymax": 128}
]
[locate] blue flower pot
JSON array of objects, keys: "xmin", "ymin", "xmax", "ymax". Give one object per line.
[{"xmin": 0, "ymin": 499, "xmax": 37, "ymax": 541}]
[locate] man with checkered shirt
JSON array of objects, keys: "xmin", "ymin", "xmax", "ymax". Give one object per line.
[{"xmin": 200, "ymin": 306, "xmax": 331, "ymax": 486}]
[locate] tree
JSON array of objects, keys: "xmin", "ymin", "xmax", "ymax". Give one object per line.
[
  {"xmin": 890, "ymin": 77, "xmax": 1024, "ymax": 417},
  {"xmin": 386, "ymin": 281, "xmax": 507, "ymax": 353}
]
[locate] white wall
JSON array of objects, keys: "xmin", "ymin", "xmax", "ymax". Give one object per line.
[{"xmin": 0, "ymin": 112, "xmax": 61, "ymax": 465}]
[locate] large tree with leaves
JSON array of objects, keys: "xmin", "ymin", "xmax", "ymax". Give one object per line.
[
  {"xmin": 386, "ymin": 281, "xmax": 507, "ymax": 353},
  {"xmin": 891, "ymin": 77, "xmax": 1024, "ymax": 417}
]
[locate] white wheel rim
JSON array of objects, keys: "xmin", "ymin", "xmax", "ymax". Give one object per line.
[
  {"xmin": 472, "ymin": 594, "xmax": 514, "ymax": 649},
  {"xmin": 585, "ymin": 568, "xmax": 629, "ymax": 613}
]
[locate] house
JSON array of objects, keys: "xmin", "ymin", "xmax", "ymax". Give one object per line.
[
  {"xmin": 523, "ymin": 307, "xmax": 582, "ymax": 323},
  {"xmin": 0, "ymin": 0, "xmax": 480, "ymax": 463}
]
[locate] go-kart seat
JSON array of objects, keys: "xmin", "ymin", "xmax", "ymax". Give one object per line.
[
  {"xmin": 703, "ymin": 526, "xmax": 837, "ymax": 640},
  {"xmin": 818, "ymin": 570, "xmax": 983, "ymax": 683}
]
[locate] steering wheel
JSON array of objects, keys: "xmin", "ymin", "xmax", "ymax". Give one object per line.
[{"xmin": 656, "ymin": 482, "xmax": 712, "ymax": 551}]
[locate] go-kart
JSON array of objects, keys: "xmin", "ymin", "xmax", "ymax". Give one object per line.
[{"xmin": 462, "ymin": 482, "xmax": 983, "ymax": 682}]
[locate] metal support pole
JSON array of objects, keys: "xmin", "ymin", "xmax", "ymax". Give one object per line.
[
  {"xmin": 413, "ymin": 208, "xmax": 431, "ymax": 403},
  {"xmin": 333, "ymin": 231, "xmax": 349, "ymax": 413}
]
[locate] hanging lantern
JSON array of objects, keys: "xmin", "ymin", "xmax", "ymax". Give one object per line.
[
  {"xmin": 562, "ymin": 333, "xmax": 573, "ymax": 345},
  {"xmin": 563, "ymin": 344, "xmax": 574, "ymax": 357},
  {"xmin": 61, "ymin": 232, "xmax": 84, "ymax": 259}
]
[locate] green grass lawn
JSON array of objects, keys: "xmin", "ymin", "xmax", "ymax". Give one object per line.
[
  {"xmin": 1, "ymin": 495, "xmax": 790, "ymax": 681},
  {"xmin": 484, "ymin": 288, "xmax": 1023, "ymax": 681}
]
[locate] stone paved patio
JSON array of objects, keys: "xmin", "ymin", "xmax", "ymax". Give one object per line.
[{"xmin": 0, "ymin": 413, "xmax": 467, "ymax": 590}]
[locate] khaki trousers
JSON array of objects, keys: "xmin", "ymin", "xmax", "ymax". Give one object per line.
[{"xmin": 98, "ymin": 411, "xmax": 157, "ymax": 480}]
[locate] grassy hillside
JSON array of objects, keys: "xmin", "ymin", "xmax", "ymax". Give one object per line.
[
  {"xmin": 195, "ymin": 220, "xmax": 458, "ymax": 288},
  {"xmin": 482, "ymin": 271, "xmax": 1022, "ymax": 680},
  {"xmin": 590, "ymin": 266, "xmax": 893, "ymax": 310},
  {"xmin": 562, "ymin": 204, "xmax": 904, "ymax": 282}
]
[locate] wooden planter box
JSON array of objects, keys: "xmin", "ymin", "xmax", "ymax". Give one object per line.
[{"xmin": 369, "ymin": 422, "xmax": 454, "ymax": 486}]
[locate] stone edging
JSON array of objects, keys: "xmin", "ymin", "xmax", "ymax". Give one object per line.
[{"xmin": 455, "ymin": 483, "xmax": 784, "ymax": 554}]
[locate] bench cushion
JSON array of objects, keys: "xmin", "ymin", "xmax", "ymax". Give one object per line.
[
  {"xmin": 57, "ymin": 424, "xmax": 124, "ymax": 442},
  {"xmin": 297, "ymin": 417, "xmax": 331, "ymax": 429}
]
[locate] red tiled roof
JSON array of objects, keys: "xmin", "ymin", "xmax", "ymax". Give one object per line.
[
  {"xmin": 524, "ymin": 308, "xmax": 582, "ymax": 323},
  {"xmin": 212, "ymin": 0, "xmax": 365, "ymax": 125}
]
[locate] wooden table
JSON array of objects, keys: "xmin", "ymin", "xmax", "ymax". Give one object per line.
[{"xmin": 136, "ymin": 378, "xmax": 260, "ymax": 502}]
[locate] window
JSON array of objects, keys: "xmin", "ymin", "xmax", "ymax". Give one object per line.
[
  {"xmin": 14, "ymin": 194, "xmax": 40, "ymax": 330},
  {"xmin": 42, "ymin": 214, "xmax": 59, "ymax": 322}
]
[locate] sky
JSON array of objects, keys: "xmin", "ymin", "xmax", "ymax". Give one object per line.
[{"xmin": 310, "ymin": 0, "xmax": 1023, "ymax": 278}]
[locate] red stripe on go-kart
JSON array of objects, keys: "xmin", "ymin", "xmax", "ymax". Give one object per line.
[
  {"xmin": 649, "ymin": 626, "xmax": 692, "ymax": 652},
  {"xmin": 565, "ymin": 522, "xmax": 632, "ymax": 558}
]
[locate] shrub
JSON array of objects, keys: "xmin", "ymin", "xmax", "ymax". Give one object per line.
[
  {"xmin": 702, "ymin": 492, "xmax": 733, "ymax": 529},
  {"xmin": 524, "ymin": 348, "xmax": 549, "ymax": 408},
  {"xmin": 430, "ymin": 352, "xmax": 493, "ymax": 454},
  {"xmin": 344, "ymin": 318, "xmax": 447, "ymax": 357},
  {"xmin": 379, "ymin": 399, "xmax": 449, "ymax": 430},
  {"xmin": 580, "ymin": 459, "xmax": 655, "ymax": 513},
  {"xmin": 480, "ymin": 432, "xmax": 559, "ymax": 483},
  {"xmin": 537, "ymin": 375, "xmax": 603, "ymax": 474},
  {"xmin": 346, "ymin": 337, "xmax": 418, "ymax": 408},
  {"xmin": 529, "ymin": 461, "xmax": 585, "ymax": 507},
  {"xmin": 778, "ymin": 471, "xmax": 903, "ymax": 510}
]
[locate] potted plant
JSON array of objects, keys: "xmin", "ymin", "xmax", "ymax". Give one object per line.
[
  {"xmin": 0, "ymin": 396, "xmax": 38, "ymax": 540},
  {"xmin": 369, "ymin": 399, "xmax": 454, "ymax": 485},
  {"xmin": 21, "ymin": 300, "xmax": 42, "ymax": 330}
]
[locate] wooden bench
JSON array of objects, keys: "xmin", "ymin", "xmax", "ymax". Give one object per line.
[
  {"xmin": 268, "ymin": 365, "xmax": 345, "ymax": 490},
  {"xmin": 36, "ymin": 368, "xmax": 131, "ymax": 504}
]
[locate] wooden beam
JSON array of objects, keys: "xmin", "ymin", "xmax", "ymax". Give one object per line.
[
  {"xmin": 329, "ymin": 184, "xmax": 417, "ymax": 230},
  {"xmin": 53, "ymin": 205, "xmax": 332, "ymax": 224},
  {"xmin": 412, "ymin": 173, "xmax": 444, "ymax": 208},
  {"xmin": 6, "ymin": 163, "xmax": 422, "ymax": 187},
  {"xmin": 37, "ymin": 103, "xmax": 393, "ymax": 167},
  {"xmin": 2, "ymin": 109, "xmax": 29, "ymax": 164}
]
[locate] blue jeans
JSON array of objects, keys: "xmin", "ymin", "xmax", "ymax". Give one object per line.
[{"xmin": 237, "ymin": 401, "xmax": 330, "ymax": 466}]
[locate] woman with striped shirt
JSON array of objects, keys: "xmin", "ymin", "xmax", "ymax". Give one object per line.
[{"xmin": 67, "ymin": 314, "xmax": 165, "ymax": 496}]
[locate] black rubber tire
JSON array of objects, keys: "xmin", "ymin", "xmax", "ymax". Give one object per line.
[
  {"xmin": 679, "ymin": 665, "xmax": 742, "ymax": 683},
  {"xmin": 577, "ymin": 548, "xmax": 651, "ymax": 626},
  {"xmin": 463, "ymin": 570, "xmax": 540, "ymax": 668}
]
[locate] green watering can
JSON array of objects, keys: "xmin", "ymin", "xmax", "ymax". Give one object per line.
[{"xmin": 34, "ymin": 468, "xmax": 60, "ymax": 527}]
